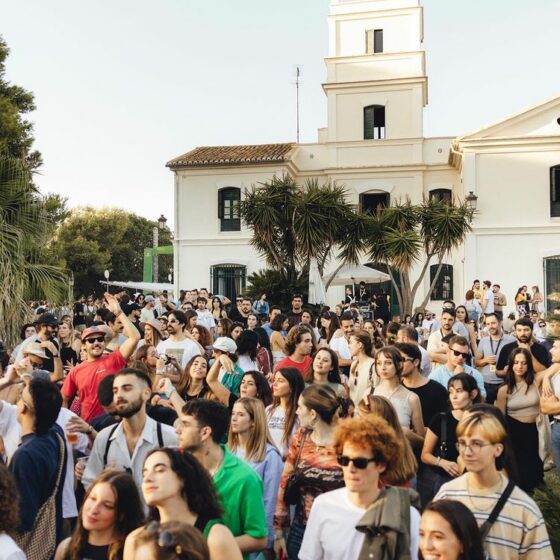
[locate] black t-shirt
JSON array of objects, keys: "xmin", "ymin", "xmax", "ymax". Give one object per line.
[
  {"xmin": 60, "ymin": 344, "xmax": 78, "ymax": 368},
  {"xmin": 73, "ymin": 302, "xmax": 86, "ymax": 326},
  {"xmin": 228, "ymin": 310, "xmax": 248, "ymax": 328},
  {"xmin": 428, "ymin": 412, "xmax": 459, "ymax": 475},
  {"xmin": 82, "ymin": 542, "xmax": 110, "ymax": 560},
  {"xmin": 406, "ymin": 380, "xmax": 449, "ymax": 427},
  {"xmin": 287, "ymin": 311, "xmax": 303, "ymax": 329},
  {"xmin": 496, "ymin": 340, "xmax": 552, "ymax": 370}
]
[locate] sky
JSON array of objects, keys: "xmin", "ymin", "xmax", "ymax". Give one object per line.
[{"xmin": 2, "ymin": 0, "xmax": 560, "ymax": 227}]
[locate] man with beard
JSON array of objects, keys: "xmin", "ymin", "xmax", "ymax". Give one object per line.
[
  {"xmin": 81, "ymin": 368, "xmax": 177, "ymax": 502},
  {"xmin": 61, "ymin": 293, "xmax": 141, "ymax": 423},
  {"xmin": 286, "ymin": 294, "xmax": 305, "ymax": 329},
  {"xmin": 475, "ymin": 313, "xmax": 515, "ymax": 404},
  {"xmin": 155, "ymin": 310, "xmax": 201, "ymax": 370},
  {"xmin": 496, "ymin": 317, "xmax": 551, "ymax": 375},
  {"xmin": 427, "ymin": 308, "xmax": 456, "ymax": 368}
]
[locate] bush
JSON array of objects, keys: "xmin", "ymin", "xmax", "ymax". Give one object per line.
[
  {"xmin": 244, "ymin": 269, "xmax": 308, "ymax": 311},
  {"xmin": 533, "ymin": 471, "xmax": 560, "ymax": 557}
]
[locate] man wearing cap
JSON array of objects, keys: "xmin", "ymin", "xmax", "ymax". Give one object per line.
[
  {"xmin": 140, "ymin": 295, "xmax": 157, "ymax": 323},
  {"xmin": 61, "ymin": 293, "xmax": 141, "ymax": 423},
  {"xmin": 15, "ymin": 312, "xmax": 63, "ymax": 380}
]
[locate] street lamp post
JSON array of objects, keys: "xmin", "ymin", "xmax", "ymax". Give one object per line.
[
  {"xmin": 153, "ymin": 214, "xmax": 167, "ymax": 283},
  {"xmin": 465, "ymin": 191, "xmax": 478, "ymax": 222},
  {"xmin": 104, "ymin": 269, "xmax": 110, "ymax": 292},
  {"xmin": 68, "ymin": 272, "xmax": 74, "ymax": 304}
]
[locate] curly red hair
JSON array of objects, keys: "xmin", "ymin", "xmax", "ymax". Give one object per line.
[{"xmin": 333, "ymin": 416, "xmax": 402, "ymax": 472}]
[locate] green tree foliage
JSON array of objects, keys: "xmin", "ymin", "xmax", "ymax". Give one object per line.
[
  {"xmin": 243, "ymin": 269, "xmax": 309, "ymax": 310},
  {"xmin": 533, "ymin": 472, "xmax": 560, "ymax": 557},
  {"xmin": 0, "ymin": 36, "xmax": 42, "ymax": 170},
  {"xmin": 0, "ymin": 153, "xmax": 67, "ymax": 344},
  {"xmin": 53, "ymin": 208, "xmax": 172, "ymax": 296},
  {"xmin": 239, "ymin": 175, "xmax": 366, "ymax": 284}
]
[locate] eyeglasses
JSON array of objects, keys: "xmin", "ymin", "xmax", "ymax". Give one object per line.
[
  {"xmin": 144, "ymin": 521, "xmax": 183, "ymax": 556},
  {"xmin": 337, "ymin": 455, "xmax": 376, "ymax": 469},
  {"xmin": 456, "ymin": 441, "xmax": 493, "ymax": 453},
  {"xmin": 29, "ymin": 360, "xmax": 43, "ymax": 369},
  {"xmin": 451, "ymin": 348, "xmax": 469, "ymax": 360},
  {"xmin": 85, "ymin": 336, "xmax": 105, "ymax": 344}
]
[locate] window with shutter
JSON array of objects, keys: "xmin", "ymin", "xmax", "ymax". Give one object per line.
[
  {"xmin": 211, "ymin": 264, "xmax": 246, "ymax": 301},
  {"xmin": 218, "ymin": 187, "xmax": 241, "ymax": 231},
  {"xmin": 365, "ymin": 30, "xmax": 374, "ymax": 54},
  {"xmin": 430, "ymin": 264, "xmax": 453, "ymax": 301},
  {"xmin": 374, "ymin": 29, "xmax": 383, "ymax": 53},
  {"xmin": 359, "ymin": 192, "xmax": 390, "ymax": 214},
  {"xmin": 429, "ymin": 188, "xmax": 453, "ymax": 205},
  {"xmin": 364, "ymin": 105, "xmax": 385, "ymax": 139},
  {"xmin": 551, "ymin": 165, "xmax": 560, "ymax": 217}
]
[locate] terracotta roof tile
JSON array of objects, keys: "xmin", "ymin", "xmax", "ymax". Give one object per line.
[{"xmin": 166, "ymin": 143, "xmax": 295, "ymax": 168}]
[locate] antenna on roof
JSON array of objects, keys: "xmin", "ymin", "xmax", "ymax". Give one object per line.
[{"xmin": 292, "ymin": 65, "xmax": 303, "ymax": 144}]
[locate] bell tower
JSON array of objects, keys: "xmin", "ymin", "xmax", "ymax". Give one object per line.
[{"xmin": 324, "ymin": 0, "xmax": 427, "ymax": 143}]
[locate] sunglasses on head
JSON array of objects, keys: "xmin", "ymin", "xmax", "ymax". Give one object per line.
[
  {"xmin": 85, "ymin": 335, "xmax": 105, "ymax": 344},
  {"xmin": 451, "ymin": 348, "xmax": 469, "ymax": 359},
  {"xmin": 337, "ymin": 455, "xmax": 376, "ymax": 469},
  {"xmin": 144, "ymin": 521, "xmax": 183, "ymax": 556}
]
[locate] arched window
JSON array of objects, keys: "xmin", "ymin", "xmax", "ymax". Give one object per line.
[
  {"xmin": 429, "ymin": 188, "xmax": 452, "ymax": 205},
  {"xmin": 359, "ymin": 191, "xmax": 390, "ymax": 214},
  {"xmin": 430, "ymin": 264, "xmax": 453, "ymax": 300},
  {"xmin": 550, "ymin": 165, "xmax": 560, "ymax": 217},
  {"xmin": 364, "ymin": 105, "xmax": 385, "ymax": 140},
  {"xmin": 218, "ymin": 187, "xmax": 240, "ymax": 231}
]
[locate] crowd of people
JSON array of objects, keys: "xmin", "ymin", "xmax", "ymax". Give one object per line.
[{"xmin": 0, "ymin": 281, "xmax": 559, "ymax": 560}]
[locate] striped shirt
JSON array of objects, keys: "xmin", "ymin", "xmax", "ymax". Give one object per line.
[{"xmin": 435, "ymin": 474, "xmax": 553, "ymax": 560}]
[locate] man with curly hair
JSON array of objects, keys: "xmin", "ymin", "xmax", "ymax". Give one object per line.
[{"xmin": 299, "ymin": 416, "xmax": 420, "ymax": 560}]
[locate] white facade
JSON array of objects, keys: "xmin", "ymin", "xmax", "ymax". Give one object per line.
[{"xmin": 168, "ymin": 0, "xmax": 560, "ymax": 315}]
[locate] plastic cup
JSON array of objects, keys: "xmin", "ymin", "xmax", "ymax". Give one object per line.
[{"xmin": 67, "ymin": 432, "xmax": 78, "ymax": 445}]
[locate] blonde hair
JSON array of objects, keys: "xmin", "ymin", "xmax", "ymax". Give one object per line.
[
  {"xmin": 228, "ymin": 398, "xmax": 276, "ymax": 462},
  {"xmin": 358, "ymin": 395, "xmax": 417, "ymax": 484},
  {"xmin": 456, "ymin": 410, "xmax": 506, "ymax": 444}
]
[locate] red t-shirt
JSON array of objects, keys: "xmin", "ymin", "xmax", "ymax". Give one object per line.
[
  {"xmin": 274, "ymin": 356, "xmax": 312, "ymax": 378},
  {"xmin": 61, "ymin": 350, "xmax": 127, "ymax": 423}
]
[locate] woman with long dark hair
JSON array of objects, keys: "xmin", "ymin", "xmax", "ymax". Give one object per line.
[
  {"xmin": 123, "ymin": 448, "xmax": 241, "ymax": 560},
  {"xmin": 236, "ymin": 330, "xmax": 260, "ymax": 372},
  {"xmin": 254, "ymin": 327, "xmax": 272, "ymax": 377},
  {"xmin": 420, "ymin": 500, "xmax": 484, "ymax": 560},
  {"xmin": 270, "ymin": 314, "xmax": 289, "ymax": 366},
  {"xmin": 318, "ymin": 311, "xmax": 340, "ymax": 345},
  {"xmin": 305, "ymin": 348, "xmax": 346, "ymax": 396},
  {"xmin": 176, "ymin": 355, "xmax": 213, "ymax": 402},
  {"xmin": 348, "ymin": 329, "xmax": 376, "ymax": 403},
  {"xmin": 191, "ymin": 324, "xmax": 213, "ymax": 360},
  {"xmin": 496, "ymin": 347, "xmax": 544, "ymax": 492},
  {"xmin": 56, "ymin": 470, "xmax": 144, "ymax": 560},
  {"xmin": 266, "ymin": 367, "xmax": 305, "ymax": 459},
  {"xmin": 211, "ymin": 296, "xmax": 227, "ymax": 321}
]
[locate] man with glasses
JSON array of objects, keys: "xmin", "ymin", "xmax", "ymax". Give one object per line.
[
  {"xmin": 435, "ymin": 410, "xmax": 552, "ymax": 559},
  {"xmin": 155, "ymin": 310, "xmax": 200, "ymax": 370},
  {"xmin": 61, "ymin": 293, "xmax": 141, "ymax": 423},
  {"xmin": 299, "ymin": 416, "xmax": 419, "ymax": 560},
  {"xmin": 429, "ymin": 335, "xmax": 486, "ymax": 399}
]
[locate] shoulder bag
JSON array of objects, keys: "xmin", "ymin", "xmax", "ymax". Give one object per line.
[{"xmin": 283, "ymin": 430, "xmax": 308, "ymax": 506}]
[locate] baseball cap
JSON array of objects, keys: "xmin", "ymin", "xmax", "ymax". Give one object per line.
[
  {"xmin": 213, "ymin": 337, "xmax": 237, "ymax": 354},
  {"xmin": 145, "ymin": 295, "xmax": 155, "ymax": 303},
  {"xmin": 36, "ymin": 313, "xmax": 59, "ymax": 326},
  {"xmin": 81, "ymin": 325, "xmax": 109, "ymax": 341}
]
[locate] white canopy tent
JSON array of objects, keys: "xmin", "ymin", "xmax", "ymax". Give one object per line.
[
  {"xmin": 308, "ymin": 257, "xmax": 328, "ymax": 305},
  {"xmin": 99, "ymin": 280, "xmax": 175, "ymax": 295},
  {"xmin": 322, "ymin": 264, "xmax": 390, "ymax": 287}
]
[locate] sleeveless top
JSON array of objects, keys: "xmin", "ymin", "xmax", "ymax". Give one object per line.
[
  {"xmin": 373, "ymin": 384, "xmax": 413, "ymax": 428},
  {"xmin": 195, "ymin": 513, "xmax": 221, "ymax": 538},
  {"xmin": 82, "ymin": 543, "xmax": 110, "ymax": 560},
  {"xmin": 506, "ymin": 380, "xmax": 540, "ymax": 419}
]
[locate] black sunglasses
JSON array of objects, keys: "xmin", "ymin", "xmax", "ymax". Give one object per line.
[
  {"xmin": 451, "ymin": 348, "xmax": 469, "ymax": 359},
  {"xmin": 85, "ymin": 335, "xmax": 105, "ymax": 344},
  {"xmin": 337, "ymin": 455, "xmax": 376, "ymax": 469}
]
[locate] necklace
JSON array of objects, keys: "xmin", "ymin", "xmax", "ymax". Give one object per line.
[
  {"xmin": 378, "ymin": 382, "xmax": 401, "ymax": 401},
  {"xmin": 466, "ymin": 473, "xmax": 504, "ymax": 512}
]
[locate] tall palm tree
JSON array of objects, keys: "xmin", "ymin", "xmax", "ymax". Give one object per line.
[{"xmin": 0, "ymin": 153, "xmax": 67, "ymax": 345}]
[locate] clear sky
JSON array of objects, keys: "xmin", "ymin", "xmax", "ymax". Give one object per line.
[{"xmin": 2, "ymin": 0, "xmax": 559, "ymax": 227}]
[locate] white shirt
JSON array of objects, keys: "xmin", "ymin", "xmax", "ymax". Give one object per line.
[
  {"xmin": 56, "ymin": 407, "xmax": 89, "ymax": 518},
  {"xmin": 0, "ymin": 401, "xmax": 20, "ymax": 461},
  {"xmin": 329, "ymin": 336, "xmax": 351, "ymax": 360},
  {"xmin": 196, "ymin": 309, "xmax": 216, "ymax": 331},
  {"xmin": 156, "ymin": 337, "xmax": 200, "ymax": 369},
  {"xmin": 82, "ymin": 416, "xmax": 178, "ymax": 508},
  {"xmin": 419, "ymin": 345, "xmax": 432, "ymax": 377},
  {"xmin": 237, "ymin": 355, "xmax": 260, "ymax": 373},
  {"xmin": 0, "ymin": 533, "xmax": 26, "ymax": 560},
  {"xmin": 140, "ymin": 307, "xmax": 155, "ymax": 324},
  {"xmin": 299, "ymin": 487, "xmax": 419, "ymax": 560},
  {"xmin": 483, "ymin": 289, "xmax": 494, "ymax": 314}
]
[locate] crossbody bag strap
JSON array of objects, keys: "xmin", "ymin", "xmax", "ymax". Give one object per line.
[
  {"xmin": 293, "ymin": 430, "xmax": 308, "ymax": 472},
  {"xmin": 53, "ymin": 433, "xmax": 66, "ymax": 493},
  {"xmin": 156, "ymin": 422, "xmax": 163, "ymax": 447},
  {"xmin": 439, "ymin": 413, "xmax": 448, "ymax": 459},
  {"xmin": 103, "ymin": 423, "xmax": 120, "ymax": 467},
  {"xmin": 479, "ymin": 480, "xmax": 515, "ymax": 540}
]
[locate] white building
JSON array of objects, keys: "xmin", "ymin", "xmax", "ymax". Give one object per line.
[{"xmin": 167, "ymin": 0, "xmax": 560, "ymax": 315}]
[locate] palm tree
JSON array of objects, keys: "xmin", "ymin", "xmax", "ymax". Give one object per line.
[
  {"xmin": 0, "ymin": 153, "xmax": 67, "ymax": 345},
  {"xmin": 367, "ymin": 197, "xmax": 473, "ymax": 316},
  {"xmin": 239, "ymin": 175, "xmax": 366, "ymax": 286}
]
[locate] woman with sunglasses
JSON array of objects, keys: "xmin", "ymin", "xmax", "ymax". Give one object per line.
[
  {"xmin": 134, "ymin": 521, "xmax": 209, "ymax": 560},
  {"xmin": 274, "ymin": 385, "xmax": 345, "ymax": 560},
  {"xmin": 124, "ymin": 448, "xmax": 241, "ymax": 560},
  {"xmin": 299, "ymin": 415, "xmax": 420, "ymax": 560},
  {"xmin": 55, "ymin": 469, "xmax": 144, "ymax": 560},
  {"xmin": 228, "ymin": 397, "xmax": 283, "ymax": 557},
  {"xmin": 496, "ymin": 347, "xmax": 545, "ymax": 493},
  {"xmin": 420, "ymin": 374, "xmax": 480, "ymax": 506}
]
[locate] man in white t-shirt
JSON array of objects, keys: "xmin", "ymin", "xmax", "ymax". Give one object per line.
[
  {"xmin": 329, "ymin": 312, "xmax": 354, "ymax": 372},
  {"xmin": 298, "ymin": 415, "xmax": 419, "ymax": 560},
  {"xmin": 195, "ymin": 296, "xmax": 216, "ymax": 336},
  {"xmin": 156, "ymin": 310, "xmax": 201, "ymax": 369},
  {"xmin": 481, "ymin": 280, "xmax": 494, "ymax": 315}
]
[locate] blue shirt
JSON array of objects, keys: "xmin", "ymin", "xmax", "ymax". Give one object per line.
[
  {"xmin": 429, "ymin": 364, "xmax": 487, "ymax": 399},
  {"xmin": 10, "ymin": 424, "xmax": 67, "ymax": 539}
]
